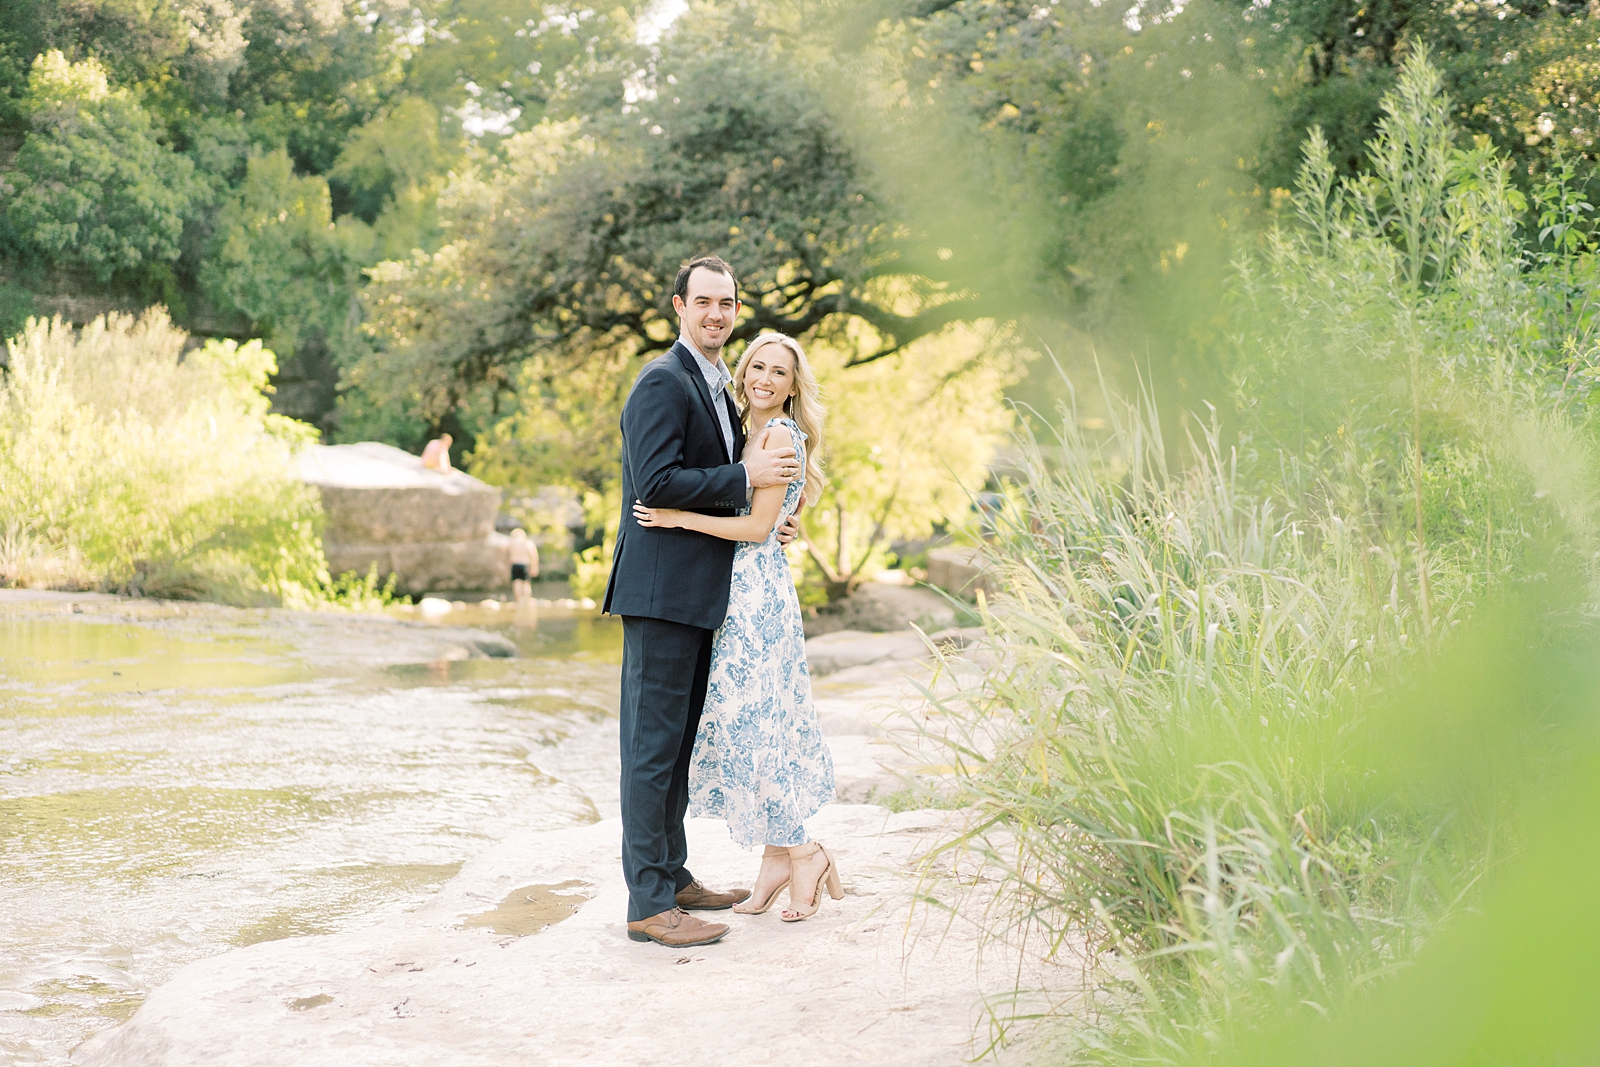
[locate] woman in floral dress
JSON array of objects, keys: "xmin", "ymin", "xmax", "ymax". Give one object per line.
[{"xmin": 631, "ymin": 333, "xmax": 839, "ymax": 922}]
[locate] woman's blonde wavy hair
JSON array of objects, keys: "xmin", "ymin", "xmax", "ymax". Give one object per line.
[{"xmin": 732, "ymin": 333, "xmax": 825, "ymax": 506}]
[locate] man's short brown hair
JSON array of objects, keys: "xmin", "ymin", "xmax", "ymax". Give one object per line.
[{"xmin": 674, "ymin": 255, "xmax": 738, "ymax": 302}]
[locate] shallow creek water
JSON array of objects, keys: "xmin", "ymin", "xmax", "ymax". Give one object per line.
[{"xmin": 0, "ymin": 599, "xmax": 623, "ymax": 1065}]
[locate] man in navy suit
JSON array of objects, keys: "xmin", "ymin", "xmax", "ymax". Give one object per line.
[{"xmin": 603, "ymin": 256, "xmax": 800, "ymax": 947}]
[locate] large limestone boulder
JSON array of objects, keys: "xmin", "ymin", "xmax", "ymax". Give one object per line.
[
  {"xmin": 925, "ymin": 546, "xmax": 994, "ymax": 600},
  {"xmin": 297, "ymin": 442, "xmax": 509, "ymax": 595}
]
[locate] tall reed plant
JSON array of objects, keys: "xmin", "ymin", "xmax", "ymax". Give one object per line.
[
  {"xmin": 911, "ymin": 50, "xmax": 1600, "ymax": 1063},
  {"xmin": 915, "ymin": 401, "xmax": 1456, "ymax": 1059}
]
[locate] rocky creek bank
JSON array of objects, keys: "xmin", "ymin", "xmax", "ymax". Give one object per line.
[{"xmin": 0, "ymin": 591, "xmax": 1069, "ymax": 1066}]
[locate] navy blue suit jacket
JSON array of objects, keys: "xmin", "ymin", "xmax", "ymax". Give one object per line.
[{"xmin": 602, "ymin": 343, "xmax": 749, "ymax": 629}]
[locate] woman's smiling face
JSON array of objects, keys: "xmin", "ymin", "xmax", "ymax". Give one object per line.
[{"xmin": 743, "ymin": 344, "xmax": 796, "ymax": 411}]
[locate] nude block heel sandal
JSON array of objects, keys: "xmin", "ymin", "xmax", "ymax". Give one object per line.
[
  {"xmin": 781, "ymin": 842, "xmax": 842, "ymax": 922},
  {"xmin": 734, "ymin": 845, "xmax": 792, "ymax": 915},
  {"xmin": 734, "ymin": 876, "xmax": 791, "ymax": 915}
]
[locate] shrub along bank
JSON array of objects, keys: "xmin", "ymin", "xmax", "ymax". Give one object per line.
[{"xmin": 0, "ymin": 309, "xmax": 392, "ymax": 608}]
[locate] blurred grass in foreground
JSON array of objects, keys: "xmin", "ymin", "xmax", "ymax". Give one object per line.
[
  {"xmin": 1226, "ymin": 625, "xmax": 1600, "ymax": 1066},
  {"xmin": 905, "ymin": 51, "xmax": 1600, "ymax": 1065}
]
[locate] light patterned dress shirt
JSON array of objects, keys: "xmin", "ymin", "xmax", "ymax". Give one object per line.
[{"xmin": 679, "ymin": 335, "xmax": 737, "ymax": 462}]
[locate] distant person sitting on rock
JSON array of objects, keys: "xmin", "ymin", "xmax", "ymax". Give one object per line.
[
  {"xmin": 509, "ymin": 528, "xmax": 538, "ymax": 606},
  {"xmin": 420, "ymin": 434, "xmax": 453, "ymax": 472}
]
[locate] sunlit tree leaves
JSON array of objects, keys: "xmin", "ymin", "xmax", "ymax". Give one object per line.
[
  {"xmin": 200, "ymin": 148, "xmax": 370, "ymax": 359},
  {"xmin": 0, "ymin": 51, "xmax": 199, "ymax": 283}
]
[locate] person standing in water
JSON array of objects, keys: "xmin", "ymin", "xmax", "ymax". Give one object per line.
[{"xmin": 508, "ymin": 528, "xmax": 538, "ymax": 607}]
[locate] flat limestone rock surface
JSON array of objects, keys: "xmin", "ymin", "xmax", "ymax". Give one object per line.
[
  {"xmin": 37, "ymin": 602, "xmax": 1041, "ymax": 1066},
  {"xmin": 804, "ymin": 583, "xmax": 958, "ymax": 638},
  {"xmin": 925, "ymin": 548, "xmax": 994, "ymax": 599},
  {"xmin": 67, "ymin": 634, "xmax": 1052, "ymax": 1067},
  {"xmin": 807, "ymin": 629, "xmax": 931, "ymax": 676},
  {"xmin": 805, "ymin": 627, "xmax": 984, "ymax": 678},
  {"xmin": 297, "ymin": 443, "xmax": 499, "ymax": 546},
  {"xmin": 74, "ymin": 807, "xmax": 1027, "ymax": 1067}
]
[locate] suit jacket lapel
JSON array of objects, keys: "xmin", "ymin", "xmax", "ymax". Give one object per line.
[
  {"xmin": 726, "ymin": 392, "xmax": 745, "ymax": 460},
  {"xmin": 672, "ymin": 341, "xmax": 735, "ymax": 463}
]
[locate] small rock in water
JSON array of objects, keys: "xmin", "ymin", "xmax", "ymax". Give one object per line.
[
  {"xmin": 418, "ymin": 597, "xmax": 452, "ymax": 617},
  {"xmin": 479, "ymin": 599, "xmax": 501, "ymax": 611},
  {"xmin": 466, "ymin": 632, "xmax": 517, "ymax": 658}
]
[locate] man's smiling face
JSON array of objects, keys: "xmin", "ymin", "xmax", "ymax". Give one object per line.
[{"xmin": 672, "ymin": 266, "xmax": 740, "ymax": 357}]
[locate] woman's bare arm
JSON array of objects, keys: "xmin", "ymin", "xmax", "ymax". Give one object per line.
[{"xmin": 634, "ymin": 425, "xmax": 793, "ymax": 543}]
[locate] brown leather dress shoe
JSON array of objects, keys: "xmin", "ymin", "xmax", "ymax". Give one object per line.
[
  {"xmin": 626, "ymin": 907, "xmax": 729, "ymax": 947},
  {"xmin": 675, "ymin": 879, "xmax": 752, "ymax": 911}
]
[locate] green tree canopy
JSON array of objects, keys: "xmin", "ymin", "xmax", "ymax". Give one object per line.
[
  {"xmin": 8, "ymin": 0, "xmax": 1600, "ymax": 453},
  {"xmin": 357, "ymin": 19, "xmax": 978, "ymax": 428},
  {"xmin": 1, "ymin": 51, "xmax": 199, "ymax": 284},
  {"xmin": 200, "ymin": 149, "xmax": 371, "ymax": 360},
  {"xmin": 0, "ymin": 0, "xmax": 644, "ymax": 429}
]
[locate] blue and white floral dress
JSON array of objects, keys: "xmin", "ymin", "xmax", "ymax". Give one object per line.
[{"xmin": 688, "ymin": 417, "xmax": 835, "ymax": 849}]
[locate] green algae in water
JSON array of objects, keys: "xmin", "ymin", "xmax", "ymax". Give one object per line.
[
  {"xmin": 0, "ymin": 786, "xmax": 353, "ymax": 883},
  {"xmin": 381, "ymin": 659, "xmax": 515, "ymax": 685},
  {"xmin": 484, "ymin": 692, "xmax": 614, "ymax": 722},
  {"xmin": 0, "ymin": 617, "xmax": 310, "ymax": 701},
  {"xmin": 235, "ymin": 863, "xmax": 465, "ymax": 946}
]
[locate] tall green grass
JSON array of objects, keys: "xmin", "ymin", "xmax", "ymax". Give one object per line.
[
  {"xmin": 911, "ymin": 52, "xmax": 1600, "ymax": 1063},
  {"xmin": 0, "ymin": 309, "xmax": 337, "ymax": 605}
]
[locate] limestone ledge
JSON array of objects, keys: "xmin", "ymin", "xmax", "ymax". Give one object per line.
[
  {"xmin": 297, "ymin": 443, "xmax": 506, "ymax": 597},
  {"xmin": 806, "ymin": 627, "xmax": 984, "ymax": 677},
  {"xmin": 68, "ymin": 637, "xmax": 1052, "ymax": 1067},
  {"xmin": 73, "ymin": 806, "xmax": 1039, "ymax": 1067}
]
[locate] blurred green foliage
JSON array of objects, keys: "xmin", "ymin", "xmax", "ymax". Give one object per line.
[
  {"xmin": 1, "ymin": 0, "xmax": 1598, "ymax": 546},
  {"xmin": 909, "ymin": 51, "xmax": 1600, "ymax": 1064},
  {"xmin": 0, "ymin": 1, "xmax": 1596, "ymax": 1053},
  {"xmin": 797, "ymin": 324, "xmax": 1023, "ymax": 597},
  {"xmin": 0, "ymin": 309, "xmax": 327, "ymax": 602},
  {"xmin": 829, "ymin": 0, "xmax": 1600, "ymax": 413}
]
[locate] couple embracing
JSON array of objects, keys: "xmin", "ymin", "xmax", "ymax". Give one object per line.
[{"xmin": 602, "ymin": 255, "xmax": 838, "ymax": 948}]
